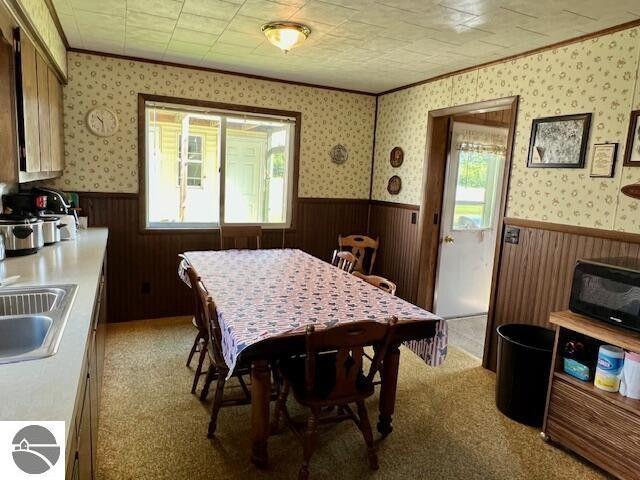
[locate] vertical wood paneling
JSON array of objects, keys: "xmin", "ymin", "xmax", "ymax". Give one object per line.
[
  {"xmin": 79, "ymin": 194, "xmax": 368, "ymax": 322},
  {"xmin": 486, "ymin": 222, "xmax": 640, "ymax": 370},
  {"xmin": 368, "ymin": 202, "xmax": 420, "ymax": 303}
]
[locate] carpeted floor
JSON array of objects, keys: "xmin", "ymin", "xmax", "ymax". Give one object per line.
[{"xmin": 97, "ymin": 317, "xmax": 606, "ymax": 480}]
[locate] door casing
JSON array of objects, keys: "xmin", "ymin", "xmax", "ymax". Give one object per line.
[{"xmin": 414, "ymin": 96, "xmax": 519, "ymax": 369}]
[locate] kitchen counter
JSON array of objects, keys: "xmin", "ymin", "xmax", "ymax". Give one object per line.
[{"xmin": 0, "ymin": 228, "xmax": 108, "ymax": 461}]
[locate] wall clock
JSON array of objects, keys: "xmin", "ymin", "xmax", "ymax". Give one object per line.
[
  {"xmin": 330, "ymin": 144, "xmax": 348, "ymax": 165},
  {"xmin": 86, "ymin": 108, "xmax": 119, "ymax": 137}
]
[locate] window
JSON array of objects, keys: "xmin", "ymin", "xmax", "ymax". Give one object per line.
[
  {"xmin": 451, "ymin": 150, "xmax": 503, "ymax": 230},
  {"xmin": 143, "ymin": 97, "xmax": 298, "ymax": 230},
  {"xmin": 177, "ymin": 134, "xmax": 204, "ymax": 187}
]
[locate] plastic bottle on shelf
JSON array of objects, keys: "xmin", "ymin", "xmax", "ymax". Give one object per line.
[{"xmin": 594, "ymin": 345, "xmax": 624, "ymax": 393}]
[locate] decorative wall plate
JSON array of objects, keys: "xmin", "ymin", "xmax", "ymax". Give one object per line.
[
  {"xmin": 330, "ymin": 144, "xmax": 348, "ymax": 165},
  {"xmin": 387, "ymin": 175, "xmax": 402, "ymax": 195},
  {"xmin": 86, "ymin": 107, "xmax": 119, "ymax": 137},
  {"xmin": 390, "ymin": 147, "xmax": 404, "ymax": 167},
  {"xmin": 621, "ymin": 183, "xmax": 640, "ymax": 199}
]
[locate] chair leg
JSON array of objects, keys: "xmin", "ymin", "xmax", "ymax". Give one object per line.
[
  {"xmin": 207, "ymin": 374, "xmax": 227, "ymax": 438},
  {"xmin": 356, "ymin": 401, "xmax": 378, "ymax": 470},
  {"xmin": 186, "ymin": 335, "xmax": 199, "ymax": 367},
  {"xmin": 191, "ymin": 341, "xmax": 208, "ymax": 394},
  {"xmin": 298, "ymin": 407, "xmax": 319, "ymax": 480},
  {"xmin": 200, "ymin": 365, "xmax": 216, "ymax": 401},
  {"xmin": 270, "ymin": 380, "xmax": 289, "ymax": 434}
]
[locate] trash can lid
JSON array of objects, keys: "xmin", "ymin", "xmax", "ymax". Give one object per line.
[{"xmin": 496, "ymin": 323, "xmax": 555, "ymax": 353}]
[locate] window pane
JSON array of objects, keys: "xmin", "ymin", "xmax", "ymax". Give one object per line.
[
  {"xmin": 452, "ymin": 150, "xmax": 501, "ymax": 230},
  {"xmin": 224, "ymin": 118, "xmax": 291, "ymax": 224},
  {"xmin": 146, "ymin": 107, "xmax": 220, "ymax": 226}
]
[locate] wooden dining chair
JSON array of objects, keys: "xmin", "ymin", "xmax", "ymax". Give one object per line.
[
  {"xmin": 184, "ymin": 261, "xmax": 209, "ymax": 395},
  {"xmin": 189, "ymin": 269, "xmax": 254, "ymax": 436},
  {"xmin": 331, "ymin": 249, "xmax": 356, "ymax": 273},
  {"xmin": 353, "ymin": 271, "xmax": 397, "ymax": 296},
  {"xmin": 220, "ymin": 225, "xmax": 262, "ymax": 250},
  {"xmin": 271, "ymin": 317, "xmax": 398, "ymax": 480},
  {"xmin": 338, "ymin": 234, "xmax": 379, "ymax": 274}
]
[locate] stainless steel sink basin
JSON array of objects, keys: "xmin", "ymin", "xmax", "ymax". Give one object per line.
[{"xmin": 0, "ymin": 285, "xmax": 77, "ymax": 364}]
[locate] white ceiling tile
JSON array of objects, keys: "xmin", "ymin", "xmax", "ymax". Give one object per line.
[
  {"xmin": 54, "ymin": 0, "xmax": 640, "ymax": 92},
  {"xmin": 172, "ymin": 28, "xmax": 219, "ymax": 45},
  {"xmin": 238, "ymin": 0, "xmax": 300, "ymax": 21},
  {"xmin": 52, "ymin": 0, "xmax": 74, "ymax": 15},
  {"xmin": 182, "ymin": 0, "xmax": 241, "ymax": 21},
  {"xmin": 127, "ymin": 0, "xmax": 183, "ymax": 20},
  {"xmin": 56, "ymin": 13, "xmax": 83, "ymax": 46},
  {"xmin": 126, "ymin": 29, "xmax": 174, "ymax": 45},
  {"xmin": 126, "ymin": 11, "xmax": 177, "ymax": 33},
  {"xmin": 176, "ymin": 13, "xmax": 229, "ymax": 34},
  {"xmin": 292, "ymin": 0, "xmax": 359, "ymax": 26},
  {"xmin": 208, "ymin": 43, "xmax": 256, "ymax": 56},
  {"xmin": 166, "ymin": 40, "xmax": 211, "ymax": 56},
  {"xmin": 70, "ymin": 0, "xmax": 125, "ymax": 17},
  {"xmin": 217, "ymin": 30, "xmax": 265, "ymax": 48}
]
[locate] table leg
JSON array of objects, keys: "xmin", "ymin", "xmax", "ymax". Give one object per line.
[
  {"xmin": 378, "ymin": 343, "xmax": 400, "ymax": 437},
  {"xmin": 251, "ymin": 360, "xmax": 271, "ymax": 468}
]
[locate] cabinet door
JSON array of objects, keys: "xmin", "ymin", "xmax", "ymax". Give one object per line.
[
  {"xmin": 0, "ymin": 32, "xmax": 17, "ymax": 183},
  {"xmin": 36, "ymin": 53, "xmax": 50, "ymax": 172},
  {"xmin": 78, "ymin": 375, "xmax": 92, "ymax": 480},
  {"xmin": 48, "ymin": 68, "xmax": 64, "ymax": 171},
  {"xmin": 18, "ymin": 33, "xmax": 40, "ymax": 172}
]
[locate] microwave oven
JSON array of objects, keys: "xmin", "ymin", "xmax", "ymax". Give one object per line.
[{"xmin": 569, "ymin": 257, "xmax": 640, "ymax": 332}]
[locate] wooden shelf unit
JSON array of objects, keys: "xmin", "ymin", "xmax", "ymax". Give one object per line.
[{"xmin": 543, "ymin": 311, "xmax": 640, "ymax": 480}]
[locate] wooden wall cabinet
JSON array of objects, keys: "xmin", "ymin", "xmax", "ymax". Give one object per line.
[
  {"xmin": 543, "ymin": 311, "xmax": 640, "ymax": 480},
  {"xmin": 66, "ymin": 260, "xmax": 107, "ymax": 480},
  {"xmin": 14, "ymin": 28, "xmax": 64, "ymax": 181}
]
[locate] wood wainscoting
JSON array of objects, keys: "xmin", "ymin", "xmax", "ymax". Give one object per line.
[
  {"xmin": 78, "ymin": 193, "xmax": 368, "ymax": 322},
  {"xmin": 484, "ymin": 218, "xmax": 640, "ymax": 370},
  {"xmin": 368, "ymin": 200, "xmax": 421, "ymax": 303}
]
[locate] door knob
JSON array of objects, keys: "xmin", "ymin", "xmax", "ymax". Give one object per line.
[{"xmin": 443, "ymin": 235, "xmax": 455, "ymax": 244}]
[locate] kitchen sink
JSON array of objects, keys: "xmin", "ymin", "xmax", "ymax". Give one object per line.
[{"xmin": 0, "ymin": 285, "xmax": 77, "ymax": 364}]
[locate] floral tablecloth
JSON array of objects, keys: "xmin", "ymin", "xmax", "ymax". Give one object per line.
[{"xmin": 180, "ymin": 249, "xmax": 447, "ymax": 376}]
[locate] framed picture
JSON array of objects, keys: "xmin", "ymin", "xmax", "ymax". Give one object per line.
[
  {"xmin": 527, "ymin": 113, "xmax": 592, "ymax": 168},
  {"xmin": 589, "ymin": 143, "xmax": 618, "ymax": 178},
  {"xmin": 623, "ymin": 110, "xmax": 640, "ymax": 167}
]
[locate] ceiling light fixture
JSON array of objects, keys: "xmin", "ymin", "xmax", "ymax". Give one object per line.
[{"xmin": 261, "ymin": 22, "xmax": 311, "ymax": 53}]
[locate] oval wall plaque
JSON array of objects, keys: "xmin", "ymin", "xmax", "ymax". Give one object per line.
[
  {"xmin": 621, "ymin": 183, "xmax": 640, "ymax": 199},
  {"xmin": 390, "ymin": 147, "xmax": 404, "ymax": 167},
  {"xmin": 387, "ymin": 175, "xmax": 402, "ymax": 195}
]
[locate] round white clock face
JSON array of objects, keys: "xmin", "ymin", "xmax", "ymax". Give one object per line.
[{"xmin": 87, "ymin": 108, "xmax": 118, "ymax": 137}]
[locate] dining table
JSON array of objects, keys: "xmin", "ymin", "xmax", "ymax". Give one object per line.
[{"xmin": 180, "ymin": 248, "xmax": 448, "ymax": 467}]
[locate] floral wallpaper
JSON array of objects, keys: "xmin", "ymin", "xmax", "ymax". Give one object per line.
[
  {"xmin": 373, "ymin": 26, "xmax": 640, "ymax": 233},
  {"xmin": 54, "ymin": 52, "xmax": 376, "ymax": 198},
  {"xmin": 17, "ymin": 0, "xmax": 66, "ymax": 76}
]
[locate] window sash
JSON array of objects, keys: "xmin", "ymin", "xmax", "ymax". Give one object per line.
[{"xmin": 144, "ymin": 100, "xmax": 296, "ymax": 230}]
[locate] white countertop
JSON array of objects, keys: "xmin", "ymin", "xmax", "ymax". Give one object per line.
[{"xmin": 0, "ymin": 228, "xmax": 108, "ymax": 459}]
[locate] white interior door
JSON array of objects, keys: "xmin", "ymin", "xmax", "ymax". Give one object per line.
[{"xmin": 434, "ymin": 121, "xmax": 508, "ymax": 319}]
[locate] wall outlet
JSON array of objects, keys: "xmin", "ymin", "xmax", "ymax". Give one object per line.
[
  {"xmin": 411, "ymin": 212, "xmax": 417, "ymax": 224},
  {"xmin": 504, "ymin": 226, "xmax": 520, "ymax": 244}
]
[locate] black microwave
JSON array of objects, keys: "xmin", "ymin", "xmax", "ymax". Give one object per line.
[{"xmin": 570, "ymin": 257, "xmax": 640, "ymax": 332}]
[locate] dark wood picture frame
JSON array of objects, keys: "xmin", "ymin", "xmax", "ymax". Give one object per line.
[
  {"xmin": 387, "ymin": 175, "xmax": 401, "ymax": 195},
  {"xmin": 527, "ymin": 113, "xmax": 592, "ymax": 168},
  {"xmin": 623, "ymin": 110, "xmax": 640, "ymax": 167},
  {"xmin": 589, "ymin": 143, "xmax": 618, "ymax": 178}
]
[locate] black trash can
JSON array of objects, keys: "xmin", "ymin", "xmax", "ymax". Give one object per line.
[{"xmin": 495, "ymin": 324, "xmax": 555, "ymax": 428}]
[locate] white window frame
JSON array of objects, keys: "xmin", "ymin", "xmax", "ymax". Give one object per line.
[
  {"xmin": 176, "ymin": 133, "xmax": 204, "ymax": 188},
  {"xmin": 142, "ymin": 96, "xmax": 298, "ymax": 232}
]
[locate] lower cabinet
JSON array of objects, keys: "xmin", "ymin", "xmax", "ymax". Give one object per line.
[{"xmin": 66, "ymin": 260, "xmax": 107, "ymax": 479}]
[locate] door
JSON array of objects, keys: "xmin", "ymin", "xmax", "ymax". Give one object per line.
[
  {"xmin": 434, "ymin": 121, "xmax": 508, "ymax": 318},
  {"xmin": 225, "ymin": 133, "xmax": 266, "ymax": 223}
]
